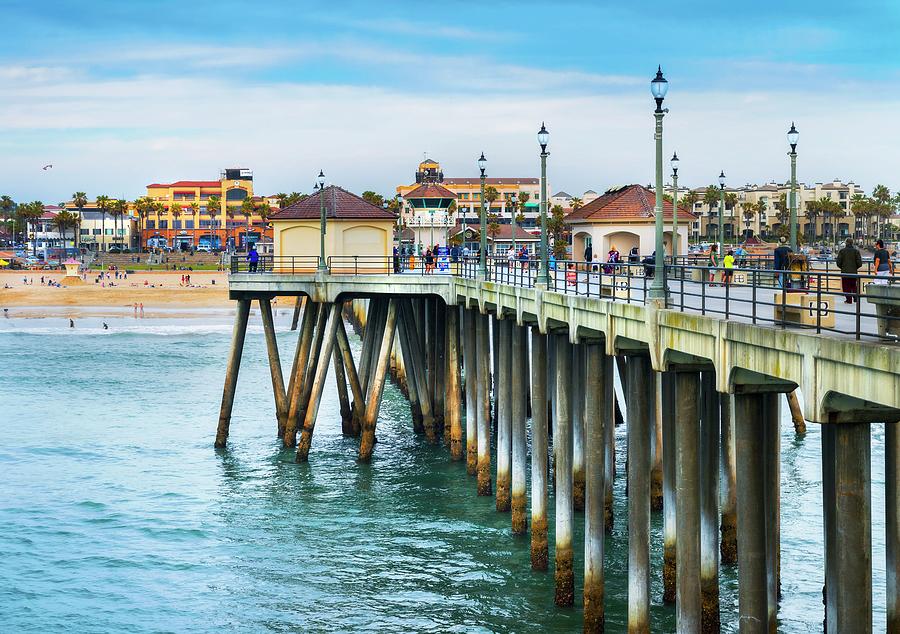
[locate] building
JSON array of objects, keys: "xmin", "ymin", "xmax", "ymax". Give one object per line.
[
  {"xmin": 270, "ymin": 185, "xmax": 397, "ymax": 272},
  {"xmin": 59, "ymin": 199, "xmax": 139, "ymax": 252},
  {"xmin": 566, "ymin": 184, "xmax": 697, "ymax": 257},
  {"xmin": 29, "ymin": 206, "xmax": 66, "ymax": 253},
  {"xmin": 448, "ymin": 223, "xmax": 539, "ymax": 255},
  {"xmin": 671, "ymin": 179, "xmax": 868, "ymax": 243},
  {"xmin": 396, "ymin": 159, "xmax": 545, "ymax": 233},
  {"xmin": 402, "ymin": 182, "xmax": 457, "ymax": 251},
  {"xmin": 145, "ymin": 168, "xmax": 270, "ymax": 251}
]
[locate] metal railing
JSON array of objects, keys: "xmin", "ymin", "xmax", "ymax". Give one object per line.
[{"xmin": 230, "ymin": 255, "xmax": 899, "ymax": 342}]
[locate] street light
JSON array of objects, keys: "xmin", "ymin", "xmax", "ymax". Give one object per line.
[
  {"xmin": 787, "ymin": 122, "xmax": 799, "ymax": 251},
  {"xmin": 478, "ymin": 152, "xmax": 487, "ymax": 279},
  {"xmin": 671, "ymin": 152, "xmax": 680, "ymax": 258},
  {"xmin": 536, "ymin": 122, "xmax": 551, "ymax": 286},
  {"xmin": 317, "ymin": 169, "xmax": 327, "ymax": 271},
  {"xmin": 649, "ymin": 66, "xmax": 669, "ymax": 302},
  {"xmin": 510, "ymin": 191, "xmax": 518, "ymax": 257},
  {"xmin": 718, "ymin": 170, "xmax": 726, "ymax": 257}
]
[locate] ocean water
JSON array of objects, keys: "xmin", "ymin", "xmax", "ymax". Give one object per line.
[{"xmin": 0, "ymin": 308, "xmax": 888, "ymax": 632}]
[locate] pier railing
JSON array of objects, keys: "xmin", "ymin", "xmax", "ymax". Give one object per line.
[{"xmin": 230, "ymin": 255, "xmax": 899, "ymax": 342}]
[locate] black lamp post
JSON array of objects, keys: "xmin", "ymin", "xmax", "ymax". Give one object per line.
[
  {"xmin": 317, "ymin": 170, "xmax": 327, "ymax": 271},
  {"xmin": 478, "ymin": 152, "xmax": 487, "ymax": 279},
  {"xmin": 649, "ymin": 66, "xmax": 669, "ymax": 301},
  {"xmin": 536, "ymin": 123, "xmax": 550, "ymax": 286}
]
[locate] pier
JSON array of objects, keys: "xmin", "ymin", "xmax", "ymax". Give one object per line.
[{"xmin": 218, "ymin": 257, "xmax": 900, "ymax": 633}]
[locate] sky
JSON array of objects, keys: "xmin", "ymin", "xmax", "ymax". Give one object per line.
[{"xmin": 2, "ymin": 0, "xmax": 900, "ymax": 203}]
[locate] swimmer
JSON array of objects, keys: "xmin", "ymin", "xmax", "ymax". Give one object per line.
[
  {"xmin": 103, "ymin": 322, "xmax": 108, "ymax": 330},
  {"xmin": 69, "ymin": 319, "xmax": 74, "ymax": 328}
]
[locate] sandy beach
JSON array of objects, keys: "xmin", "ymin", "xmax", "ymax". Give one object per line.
[{"xmin": 0, "ymin": 270, "xmax": 233, "ymax": 315}]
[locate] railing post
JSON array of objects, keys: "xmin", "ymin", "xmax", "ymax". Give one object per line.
[{"xmin": 816, "ymin": 272, "xmax": 822, "ymax": 334}]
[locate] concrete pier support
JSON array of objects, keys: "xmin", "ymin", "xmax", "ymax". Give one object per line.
[
  {"xmin": 606, "ymin": 377, "xmax": 615, "ymax": 532},
  {"xmin": 214, "ymin": 298, "xmax": 251, "ymax": 448},
  {"xmin": 734, "ymin": 393, "xmax": 768, "ymax": 633},
  {"xmin": 675, "ymin": 371, "xmax": 701, "ymax": 633},
  {"xmin": 763, "ymin": 393, "xmax": 780, "ymax": 630},
  {"xmin": 584, "ymin": 343, "xmax": 610, "ymax": 632},
  {"xmin": 358, "ymin": 300, "xmax": 398, "ymax": 462},
  {"xmin": 496, "ymin": 318, "xmax": 512, "ymax": 512},
  {"xmin": 511, "ymin": 323, "xmax": 528, "ymax": 534},
  {"xmin": 824, "ymin": 422, "xmax": 872, "ymax": 633},
  {"xmin": 627, "ymin": 354, "xmax": 653, "ymax": 633},
  {"xmin": 887, "ymin": 422, "xmax": 899, "ymax": 633},
  {"xmin": 531, "ymin": 327, "xmax": 549, "ymax": 570},
  {"xmin": 335, "ymin": 317, "xmax": 365, "ymax": 437},
  {"xmin": 719, "ymin": 393, "xmax": 737, "ymax": 566},
  {"xmin": 651, "ymin": 373, "xmax": 664, "ymax": 512},
  {"xmin": 573, "ymin": 344, "xmax": 586, "ymax": 512},
  {"xmin": 554, "ymin": 334, "xmax": 575, "ymax": 607},
  {"xmin": 259, "ymin": 297, "xmax": 288, "ymax": 438},
  {"xmin": 296, "ymin": 303, "xmax": 341, "ymax": 462},
  {"xmin": 700, "ymin": 372, "xmax": 721, "ymax": 632},
  {"xmin": 464, "ymin": 308, "xmax": 478, "ymax": 475},
  {"xmin": 476, "ymin": 312, "xmax": 492, "ymax": 496},
  {"xmin": 661, "ymin": 371, "xmax": 677, "ymax": 604},
  {"xmin": 446, "ymin": 308, "xmax": 463, "ymax": 461}
]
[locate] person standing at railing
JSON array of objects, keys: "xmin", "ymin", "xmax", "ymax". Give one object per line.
[
  {"xmin": 773, "ymin": 237, "xmax": 792, "ymax": 288},
  {"xmin": 836, "ymin": 238, "xmax": 863, "ymax": 302},
  {"xmin": 393, "ymin": 246, "xmax": 400, "ymax": 274},
  {"xmin": 873, "ymin": 239, "xmax": 894, "ymax": 285},
  {"xmin": 246, "ymin": 244, "xmax": 259, "ymax": 273},
  {"xmin": 604, "ymin": 245, "xmax": 620, "ymax": 275},
  {"xmin": 424, "ymin": 248, "xmax": 434, "ymax": 275},
  {"xmin": 707, "ymin": 244, "xmax": 719, "ymax": 285},
  {"xmin": 723, "ymin": 249, "xmax": 735, "ymax": 287}
]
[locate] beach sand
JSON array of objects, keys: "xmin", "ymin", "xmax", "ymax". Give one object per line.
[{"xmin": 0, "ymin": 271, "xmax": 233, "ymax": 314}]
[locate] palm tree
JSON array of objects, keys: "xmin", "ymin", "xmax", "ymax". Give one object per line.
[
  {"xmin": 154, "ymin": 202, "xmax": 165, "ymax": 249},
  {"xmin": 483, "ymin": 187, "xmax": 499, "ymax": 251},
  {"xmin": 189, "ymin": 202, "xmax": 200, "ymax": 247},
  {"xmin": 54, "ymin": 209, "xmax": 78, "ymax": 249},
  {"xmin": 226, "ymin": 205, "xmax": 237, "ymax": 251},
  {"xmin": 548, "ymin": 204, "xmax": 569, "ymax": 257},
  {"xmin": 804, "ymin": 198, "xmax": 824, "ymax": 242},
  {"xmin": 110, "ymin": 199, "xmax": 128, "ymax": 249},
  {"xmin": 274, "ymin": 193, "xmax": 288, "ymax": 210},
  {"xmin": 170, "ymin": 204, "xmax": 182, "ymax": 249},
  {"xmin": 850, "ymin": 194, "xmax": 870, "ymax": 243},
  {"xmin": 702, "ymin": 186, "xmax": 720, "ymax": 239},
  {"xmin": 207, "ymin": 195, "xmax": 221, "ymax": 249},
  {"xmin": 570, "ymin": 197, "xmax": 583, "ymax": 212},
  {"xmin": 95, "ymin": 195, "xmax": 110, "ymax": 252},
  {"xmin": 72, "ymin": 192, "xmax": 87, "ymax": 249},
  {"xmin": 134, "ymin": 197, "xmax": 150, "ymax": 252},
  {"xmin": 20, "ymin": 201, "xmax": 44, "ymax": 256},
  {"xmin": 240, "ymin": 197, "xmax": 255, "ymax": 248},
  {"xmin": 741, "ymin": 201, "xmax": 757, "ymax": 240},
  {"xmin": 1, "ymin": 195, "xmax": 14, "ymax": 244}
]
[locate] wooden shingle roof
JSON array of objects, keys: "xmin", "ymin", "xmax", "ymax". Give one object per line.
[{"xmin": 270, "ymin": 186, "xmax": 397, "ymax": 221}]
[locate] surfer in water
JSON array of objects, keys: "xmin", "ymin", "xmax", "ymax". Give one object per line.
[{"xmin": 69, "ymin": 319, "xmax": 74, "ymax": 328}]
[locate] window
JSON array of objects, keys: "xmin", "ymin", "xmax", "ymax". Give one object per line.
[
  {"xmin": 92, "ymin": 228, "xmax": 101, "ymax": 235},
  {"xmin": 104, "ymin": 229, "xmax": 113, "ymax": 235},
  {"xmin": 173, "ymin": 220, "xmax": 182, "ymax": 229},
  {"xmin": 146, "ymin": 220, "xmax": 155, "ymax": 229},
  {"xmin": 185, "ymin": 220, "xmax": 195, "ymax": 229},
  {"xmin": 80, "ymin": 228, "xmax": 89, "ymax": 235},
  {"xmin": 225, "ymin": 188, "xmax": 247, "ymax": 202},
  {"xmin": 159, "ymin": 220, "xmax": 168, "ymax": 229},
  {"xmin": 200, "ymin": 220, "xmax": 211, "ymax": 228},
  {"xmin": 117, "ymin": 229, "xmax": 125, "ymax": 235}
]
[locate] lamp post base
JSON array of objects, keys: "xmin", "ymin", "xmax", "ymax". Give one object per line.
[{"xmin": 647, "ymin": 286, "xmax": 668, "ymax": 307}]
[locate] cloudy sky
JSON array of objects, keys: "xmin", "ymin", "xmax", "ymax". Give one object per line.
[{"xmin": 2, "ymin": 0, "xmax": 899, "ymax": 203}]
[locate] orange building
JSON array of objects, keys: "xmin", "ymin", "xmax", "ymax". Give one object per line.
[{"xmin": 144, "ymin": 168, "xmax": 271, "ymax": 250}]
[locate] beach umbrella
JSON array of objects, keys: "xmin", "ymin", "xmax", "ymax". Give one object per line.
[{"xmin": 0, "ymin": 259, "xmax": 9, "ymax": 266}]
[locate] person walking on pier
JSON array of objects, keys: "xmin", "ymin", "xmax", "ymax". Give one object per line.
[
  {"xmin": 836, "ymin": 238, "xmax": 863, "ymax": 302},
  {"xmin": 247, "ymin": 244, "xmax": 259, "ymax": 273},
  {"xmin": 874, "ymin": 239, "xmax": 894, "ymax": 285},
  {"xmin": 707, "ymin": 243, "xmax": 719, "ymax": 285},
  {"xmin": 723, "ymin": 249, "xmax": 735, "ymax": 287},
  {"xmin": 773, "ymin": 236, "xmax": 792, "ymax": 288}
]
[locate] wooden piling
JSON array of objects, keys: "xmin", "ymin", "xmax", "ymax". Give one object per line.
[
  {"xmin": 584, "ymin": 343, "xmax": 609, "ymax": 632},
  {"xmin": 333, "ymin": 343, "xmax": 353, "ymax": 435},
  {"xmin": 290, "ymin": 295, "xmax": 303, "ymax": 331},
  {"xmin": 335, "ymin": 317, "xmax": 366, "ymax": 437},
  {"xmin": 530, "ymin": 327, "xmax": 549, "ymax": 570},
  {"xmin": 786, "ymin": 389, "xmax": 806, "ymax": 434},
  {"xmin": 496, "ymin": 317, "xmax": 512, "ymax": 513},
  {"xmin": 296, "ymin": 302, "xmax": 342, "ymax": 462},
  {"xmin": 398, "ymin": 299, "xmax": 436, "ymax": 442},
  {"xmin": 627, "ymin": 355, "xmax": 653, "ymax": 632},
  {"xmin": 359, "ymin": 300, "xmax": 398, "ymax": 462},
  {"xmin": 464, "ymin": 308, "xmax": 478, "ymax": 475},
  {"xmin": 446, "ymin": 307, "xmax": 463, "ymax": 461},
  {"xmin": 284, "ymin": 301, "xmax": 319, "ymax": 446},
  {"xmin": 719, "ymin": 393, "xmax": 737, "ymax": 566},
  {"xmin": 214, "ymin": 298, "xmax": 251, "ymax": 448},
  {"xmin": 285, "ymin": 302, "xmax": 328, "ymax": 447},
  {"xmin": 511, "ymin": 322, "xmax": 527, "ymax": 534},
  {"xmin": 259, "ymin": 297, "xmax": 288, "ymax": 438},
  {"xmin": 554, "ymin": 334, "xmax": 574, "ymax": 607},
  {"xmin": 395, "ymin": 306, "xmax": 424, "ymax": 434},
  {"xmin": 476, "ymin": 311, "xmax": 492, "ymax": 496}
]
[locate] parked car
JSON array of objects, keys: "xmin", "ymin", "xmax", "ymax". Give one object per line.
[
  {"xmin": 107, "ymin": 245, "xmax": 130, "ymax": 254},
  {"xmin": 196, "ymin": 244, "xmax": 212, "ymax": 253}
]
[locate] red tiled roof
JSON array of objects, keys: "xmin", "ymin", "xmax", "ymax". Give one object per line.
[
  {"xmin": 566, "ymin": 185, "xmax": 698, "ymax": 223},
  {"xmin": 270, "ymin": 185, "xmax": 397, "ymax": 221},
  {"xmin": 147, "ymin": 180, "xmax": 222, "ymax": 188},
  {"xmin": 441, "ymin": 178, "xmax": 539, "ymax": 185},
  {"xmin": 449, "ymin": 223, "xmax": 538, "ymax": 241},
  {"xmin": 404, "ymin": 183, "xmax": 457, "ymax": 199}
]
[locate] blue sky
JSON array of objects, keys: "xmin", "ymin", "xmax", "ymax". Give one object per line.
[{"xmin": 2, "ymin": 0, "xmax": 899, "ymax": 202}]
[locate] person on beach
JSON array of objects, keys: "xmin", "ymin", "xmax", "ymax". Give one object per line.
[
  {"xmin": 874, "ymin": 239, "xmax": 894, "ymax": 285},
  {"xmin": 139, "ymin": 303, "xmax": 144, "ymax": 317},
  {"xmin": 836, "ymin": 238, "xmax": 862, "ymax": 302}
]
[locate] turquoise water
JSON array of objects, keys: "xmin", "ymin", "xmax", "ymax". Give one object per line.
[{"xmin": 0, "ymin": 309, "xmax": 888, "ymax": 632}]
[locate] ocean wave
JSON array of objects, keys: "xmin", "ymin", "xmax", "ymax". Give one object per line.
[{"xmin": 0, "ymin": 324, "xmax": 267, "ymax": 337}]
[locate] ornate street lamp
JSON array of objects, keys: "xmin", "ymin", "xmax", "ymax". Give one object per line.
[
  {"xmin": 478, "ymin": 152, "xmax": 487, "ymax": 279},
  {"xmin": 671, "ymin": 152, "xmax": 680, "ymax": 258},
  {"xmin": 718, "ymin": 170, "xmax": 726, "ymax": 257},
  {"xmin": 317, "ymin": 170, "xmax": 327, "ymax": 271},
  {"xmin": 649, "ymin": 66, "xmax": 669, "ymax": 301},
  {"xmin": 536, "ymin": 122, "xmax": 550, "ymax": 286},
  {"xmin": 510, "ymin": 191, "xmax": 518, "ymax": 257},
  {"xmin": 787, "ymin": 122, "xmax": 799, "ymax": 251}
]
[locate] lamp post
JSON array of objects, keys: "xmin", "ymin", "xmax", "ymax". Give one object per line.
[
  {"xmin": 317, "ymin": 170, "xmax": 327, "ymax": 271},
  {"xmin": 478, "ymin": 152, "xmax": 487, "ymax": 279},
  {"xmin": 718, "ymin": 170, "xmax": 726, "ymax": 257},
  {"xmin": 536, "ymin": 123, "xmax": 550, "ymax": 286},
  {"xmin": 787, "ymin": 122, "xmax": 799, "ymax": 251},
  {"xmin": 671, "ymin": 152, "xmax": 680, "ymax": 258},
  {"xmin": 649, "ymin": 66, "xmax": 669, "ymax": 301},
  {"xmin": 510, "ymin": 191, "xmax": 518, "ymax": 257}
]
